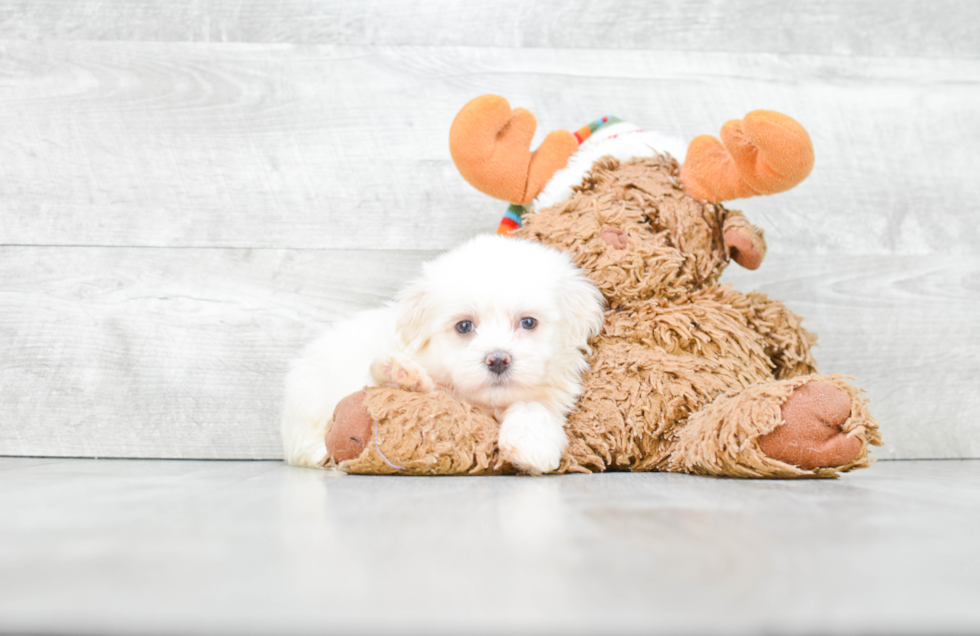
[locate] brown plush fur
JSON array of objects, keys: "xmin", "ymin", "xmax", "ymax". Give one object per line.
[
  {"xmin": 330, "ymin": 154, "xmax": 882, "ymax": 478},
  {"xmin": 670, "ymin": 374, "xmax": 879, "ymax": 478},
  {"xmin": 338, "ymin": 388, "xmax": 508, "ymax": 476}
]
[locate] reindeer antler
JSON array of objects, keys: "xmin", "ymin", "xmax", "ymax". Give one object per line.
[
  {"xmin": 680, "ymin": 110, "xmax": 814, "ymax": 203},
  {"xmin": 449, "ymin": 95, "xmax": 578, "ymax": 205}
]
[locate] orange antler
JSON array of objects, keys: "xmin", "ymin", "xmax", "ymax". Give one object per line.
[
  {"xmin": 449, "ymin": 95, "xmax": 578, "ymax": 205},
  {"xmin": 680, "ymin": 110, "xmax": 815, "ymax": 203}
]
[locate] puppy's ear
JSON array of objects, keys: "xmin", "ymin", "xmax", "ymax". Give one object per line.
[
  {"xmin": 557, "ymin": 269, "xmax": 605, "ymax": 353},
  {"xmin": 394, "ymin": 285, "xmax": 430, "ymax": 352}
]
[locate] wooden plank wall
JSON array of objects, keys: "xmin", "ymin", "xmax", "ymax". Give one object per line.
[{"xmin": 1, "ymin": 1, "xmax": 977, "ymax": 460}]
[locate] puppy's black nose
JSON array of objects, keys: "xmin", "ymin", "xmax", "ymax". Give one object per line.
[{"xmin": 486, "ymin": 351, "xmax": 511, "ymax": 375}]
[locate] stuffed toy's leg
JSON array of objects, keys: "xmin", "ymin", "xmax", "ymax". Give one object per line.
[
  {"xmin": 668, "ymin": 283, "xmax": 816, "ymax": 381},
  {"xmin": 668, "ymin": 375, "xmax": 882, "ymax": 478},
  {"xmin": 324, "ymin": 388, "xmax": 508, "ymax": 475},
  {"xmin": 561, "ymin": 340, "xmax": 766, "ymax": 474},
  {"xmin": 734, "ymin": 289, "xmax": 819, "ymax": 380}
]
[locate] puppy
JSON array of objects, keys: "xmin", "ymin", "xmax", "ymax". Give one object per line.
[{"xmin": 281, "ymin": 234, "xmax": 604, "ymax": 474}]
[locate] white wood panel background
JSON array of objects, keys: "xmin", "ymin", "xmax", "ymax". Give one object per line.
[
  {"xmin": 0, "ymin": 1, "xmax": 977, "ymax": 460},
  {"xmin": 0, "ymin": 1, "xmax": 976, "ymax": 57}
]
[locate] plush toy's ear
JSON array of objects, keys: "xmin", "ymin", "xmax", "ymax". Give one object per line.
[
  {"xmin": 449, "ymin": 95, "xmax": 578, "ymax": 205},
  {"xmin": 680, "ymin": 110, "xmax": 814, "ymax": 203}
]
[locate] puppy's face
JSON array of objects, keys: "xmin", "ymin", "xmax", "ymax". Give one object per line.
[
  {"xmin": 417, "ymin": 299, "xmax": 560, "ymax": 410},
  {"xmin": 395, "ymin": 236, "xmax": 604, "ymax": 412}
]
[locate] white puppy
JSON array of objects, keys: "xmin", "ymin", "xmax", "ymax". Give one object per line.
[{"xmin": 281, "ymin": 234, "xmax": 604, "ymax": 474}]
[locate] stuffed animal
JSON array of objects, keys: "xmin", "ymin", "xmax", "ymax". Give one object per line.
[{"xmin": 320, "ymin": 95, "xmax": 882, "ymax": 478}]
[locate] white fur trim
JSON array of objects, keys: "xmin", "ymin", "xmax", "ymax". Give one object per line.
[{"xmin": 532, "ymin": 122, "xmax": 687, "ymax": 211}]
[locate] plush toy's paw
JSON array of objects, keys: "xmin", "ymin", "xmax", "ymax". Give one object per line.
[
  {"xmin": 757, "ymin": 381, "xmax": 862, "ymax": 470},
  {"xmin": 722, "ymin": 211, "xmax": 767, "ymax": 270},
  {"xmin": 325, "ymin": 390, "xmax": 374, "ymax": 462},
  {"xmin": 723, "ymin": 227, "xmax": 764, "ymax": 270},
  {"xmin": 449, "ymin": 94, "xmax": 577, "ymax": 205},
  {"xmin": 497, "ymin": 402, "xmax": 568, "ymax": 475},
  {"xmin": 681, "ymin": 110, "xmax": 814, "ymax": 203},
  {"xmin": 370, "ymin": 354, "xmax": 435, "ymax": 393}
]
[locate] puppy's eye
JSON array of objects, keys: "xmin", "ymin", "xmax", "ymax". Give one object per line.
[
  {"xmin": 455, "ymin": 320, "xmax": 474, "ymax": 334},
  {"xmin": 520, "ymin": 317, "xmax": 537, "ymax": 330}
]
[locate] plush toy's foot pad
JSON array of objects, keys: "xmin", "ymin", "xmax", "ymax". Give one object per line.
[
  {"xmin": 325, "ymin": 390, "xmax": 374, "ymax": 462},
  {"xmin": 724, "ymin": 227, "xmax": 764, "ymax": 270},
  {"xmin": 757, "ymin": 381, "xmax": 862, "ymax": 470}
]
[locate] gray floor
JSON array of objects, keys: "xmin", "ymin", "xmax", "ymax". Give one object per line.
[{"xmin": 2, "ymin": 458, "xmax": 978, "ymax": 635}]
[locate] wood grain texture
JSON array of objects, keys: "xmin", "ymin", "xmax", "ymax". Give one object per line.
[
  {"xmin": 1, "ymin": 245, "xmax": 975, "ymax": 460},
  {"xmin": 1, "ymin": 2, "xmax": 977, "ymax": 461},
  {"xmin": 0, "ymin": 246, "xmax": 435, "ymax": 459},
  {"xmin": 0, "ymin": 0, "xmax": 977, "ymax": 58},
  {"xmin": 0, "ymin": 42, "xmax": 980, "ymax": 254},
  {"xmin": 1, "ymin": 43, "xmax": 977, "ymax": 254}
]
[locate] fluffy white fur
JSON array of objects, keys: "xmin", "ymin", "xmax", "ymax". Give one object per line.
[
  {"xmin": 281, "ymin": 235, "xmax": 605, "ymax": 474},
  {"xmin": 533, "ymin": 121, "xmax": 686, "ymax": 211}
]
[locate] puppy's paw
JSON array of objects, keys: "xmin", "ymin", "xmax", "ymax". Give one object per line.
[
  {"xmin": 499, "ymin": 440, "xmax": 563, "ymax": 475},
  {"xmin": 498, "ymin": 402, "xmax": 568, "ymax": 475},
  {"xmin": 370, "ymin": 354, "xmax": 435, "ymax": 393}
]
